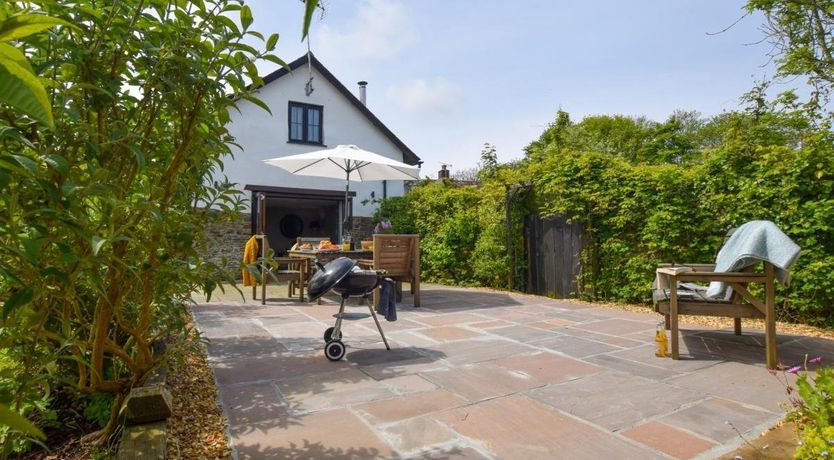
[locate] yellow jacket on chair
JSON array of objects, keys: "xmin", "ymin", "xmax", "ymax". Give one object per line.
[{"xmin": 242, "ymin": 236, "xmax": 259, "ymax": 286}]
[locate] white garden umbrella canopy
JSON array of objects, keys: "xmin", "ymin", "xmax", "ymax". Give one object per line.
[
  {"xmin": 263, "ymin": 144, "xmax": 421, "ymax": 237},
  {"xmin": 263, "ymin": 144, "xmax": 421, "ymax": 181}
]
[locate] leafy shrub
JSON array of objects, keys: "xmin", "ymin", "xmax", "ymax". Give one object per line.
[
  {"xmin": 378, "ymin": 173, "xmax": 529, "ymax": 290},
  {"xmin": 785, "ymin": 364, "xmax": 834, "ymax": 459},
  {"xmin": 82, "ymin": 393, "xmax": 115, "ymax": 429},
  {"xmin": 0, "ymin": 0, "xmax": 288, "ymax": 447},
  {"xmin": 394, "ymin": 103, "xmax": 834, "ymax": 328}
]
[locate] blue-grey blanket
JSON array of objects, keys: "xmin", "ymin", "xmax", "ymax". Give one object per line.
[
  {"xmin": 376, "ymin": 277, "xmax": 397, "ymax": 321},
  {"xmin": 706, "ymin": 220, "xmax": 801, "ymax": 299}
]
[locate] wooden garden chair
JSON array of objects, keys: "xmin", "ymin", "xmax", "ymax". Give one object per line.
[
  {"xmin": 358, "ymin": 234, "xmax": 421, "ymax": 307},
  {"xmin": 655, "ymin": 262, "xmax": 777, "ymax": 368},
  {"xmin": 250, "ymin": 235, "xmax": 307, "ymax": 304},
  {"xmin": 654, "ymin": 221, "xmax": 800, "ymax": 369}
]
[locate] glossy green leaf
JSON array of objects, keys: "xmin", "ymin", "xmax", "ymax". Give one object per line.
[
  {"xmin": 91, "ymin": 235, "xmax": 106, "ymax": 255},
  {"xmin": 240, "ymin": 5, "xmax": 253, "ymax": 30},
  {"xmin": 0, "ymin": 403, "xmax": 45, "ymax": 439},
  {"xmin": 0, "ymin": 43, "xmax": 31, "ymax": 72},
  {"xmin": 43, "ymin": 154, "xmax": 69, "ymax": 175},
  {"xmin": 0, "ymin": 14, "xmax": 69, "ymax": 42},
  {"xmin": 0, "ymin": 56, "xmax": 53, "ymax": 128},
  {"xmin": 11, "ymin": 154, "xmax": 38, "ymax": 175},
  {"xmin": 242, "ymin": 94, "xmax": 271, "ymax": 115},
  {"xmin": 3, "ymin": 286, "xmax": 33, "ymax": 319},
  {"xmin": 262, "ymin": 54, "xmax": 289, "ymax": 70},
  {"xmin": 266, "ymin": 33, "xmax": 279, "ymax": 51},
  {"xmin": 302, "ymin": 0, "xmax": 319, "ymax": 40}
]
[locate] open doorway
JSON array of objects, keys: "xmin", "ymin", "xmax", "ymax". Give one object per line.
[{"xmin": 245, "ymin": 185, "xmax": 354, "ymax": 254}]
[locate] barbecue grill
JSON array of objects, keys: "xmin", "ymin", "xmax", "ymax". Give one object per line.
[{"xmin": 307, "ymin": 257, "xmax": 391, "ymax": 361}]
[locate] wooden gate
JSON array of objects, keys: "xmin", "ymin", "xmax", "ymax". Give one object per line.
[{"xmin": 525, "ymin": 215, "xmax": 582, "ymax": 298}]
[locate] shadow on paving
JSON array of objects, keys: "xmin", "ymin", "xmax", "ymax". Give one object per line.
[
  {"xmin": 680, "ymin": 329, "xmax": 833, "ymax": 367},
  {"xmin": 232, "ymin": 440, "xmax": 475, "ymax": 460},
  {"xmin": 418, "ymin": 287, "xmax": 525, "ymax": 312}
]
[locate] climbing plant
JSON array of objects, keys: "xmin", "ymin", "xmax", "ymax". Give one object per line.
[{"xmin": 0, "ymin": 0, "xmax": 320, "ymax": 451}]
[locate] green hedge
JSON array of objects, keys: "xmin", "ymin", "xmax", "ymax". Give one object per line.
[
  {"xmin": 384, "ymin": 110, "xmax": 834, "ymax": 328},
  {"xmin": 531, "ymin": 115, "xmax": 834, "ymax": 326}
]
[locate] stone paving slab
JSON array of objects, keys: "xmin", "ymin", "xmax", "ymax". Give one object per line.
[
  {"xmin": 217, "ymin": 381, "xmax": 287, "ymax": 426},
  {"xmin": 584, "ymin": 353, "xmax": 681, "ymax": 381},
  {"xmin": 193, "ymin": 284, "xmax": 834, "ymax": 459},
  {"xmin": 492, "ymin": 351, "xmax": 603, "ymax": 383},
  {"xmin": 427, "ymin": 337, "xmax": 538, "ymax": 365},
  {"xmin": 381, "ymin": 416, "xmax": 457, "ymax": 453},
  {"xmin": 419, "ymin": 326, "xmax": 483, "ymax": 342},
  {"xmin": 532, "ymin": 333, "xmax": 621, "ymax": 358},
  {"xmin": 355, "ymin": 389, "xmax": 467, "ymax": 424},
  {"xmin": 420, "ymin": 362, "xmax": 545, "ymax": 402},
  {"xmin": 659, "ymin": 397, "xmax": 776, "ymax": 443},
  {"xmin": 621, "ymin": 421, "xmax": 717, "ymax": 459},
  {"xmin": 212, "ymin": 352, "xmax": 351, "ymax": 385},
  {"xmin": 664, "ymin": 361, "xmax": 794, "ymax": 413},
  {"xmin": 433, "ymin": 395, "xmax": 666, "ymax": 460},
  {"xmin": 487, "ymin": 324, "xmax": 559, "ymax": 343},
  {"xmin": 276, "ymin": 368, "xmax": 395, "ymax": 413},
  {"xmin": 230, "ymin": 408, "xmax": 397, "ymax": 460},
  {"xmin": 527, "ymin": 371, "xmax": 705, "ymax": 431}
]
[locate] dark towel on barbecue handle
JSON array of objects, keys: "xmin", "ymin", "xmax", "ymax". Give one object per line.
[{"xmin": 376, "ymin": 277, "xmax": 397, "ymax": 321}]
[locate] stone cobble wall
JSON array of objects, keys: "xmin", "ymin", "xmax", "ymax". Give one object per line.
[
  {"xmin": 203, "ymin": 212, "xmax": 251, "ymax": 278},
  {"xmin": 350, "ymin": 216, "xmax": 374, "ymax": 242},
  {"xmin": 202, "ymin": 214, "xmax": 376, "ymax": 278}
]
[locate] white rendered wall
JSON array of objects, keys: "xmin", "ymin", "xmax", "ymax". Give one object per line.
[{"xmin": 220, "ymin": 66, "xmax": 414, "ymax": 216}]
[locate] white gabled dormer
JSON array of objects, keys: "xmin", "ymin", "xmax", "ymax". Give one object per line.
[{"xmin": 221, "ymin": 53, "xmax": 421, "ymax": 250}]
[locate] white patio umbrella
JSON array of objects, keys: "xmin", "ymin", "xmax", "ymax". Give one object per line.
[{"xmin": 263, "ymin": 144, "xmax": 421, "ymax": 240}]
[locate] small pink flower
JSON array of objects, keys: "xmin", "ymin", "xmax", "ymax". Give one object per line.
[
  {"xmin": 786, "ymin": 365, "xmax": 802, "ymax": 374},
  {"xmin": 777, "ymin": 362, "xmax": 785, "ymax": 371},
  {"xmin": 809, "ymin": 356, "xmax": 823, "ymax": 364}
]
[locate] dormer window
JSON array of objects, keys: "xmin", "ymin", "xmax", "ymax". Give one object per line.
[{"xmin": 288, "ymin": 101, "xmax": 323, "ymax": 145}]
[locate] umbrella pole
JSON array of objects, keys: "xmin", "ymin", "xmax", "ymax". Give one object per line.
[{"xmin": 344, "ymin": 170, "xmax": 351, "ymax": 244}]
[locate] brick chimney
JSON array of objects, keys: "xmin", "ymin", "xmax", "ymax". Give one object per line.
[{"xmin": 438, "ymin": 164, "xmax": 450, "ymax": 180}]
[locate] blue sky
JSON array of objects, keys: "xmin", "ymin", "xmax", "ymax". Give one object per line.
[{"xmin": 244, "ymin": 0, "xmax": 789, "ymax": 173}]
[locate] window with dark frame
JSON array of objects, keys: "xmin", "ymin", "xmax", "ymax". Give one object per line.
[{"xmin": 288, "ymin": 101, "xmax": 323, "ymax": 144}]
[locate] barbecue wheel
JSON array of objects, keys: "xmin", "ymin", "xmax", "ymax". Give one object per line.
[
  {"xmin": 323, "ymin": 326, "xmax": 340, "ymax": 342},
  {"xmin": 325, "ymin": 340, "xmax": 346, "ymax": 361}
]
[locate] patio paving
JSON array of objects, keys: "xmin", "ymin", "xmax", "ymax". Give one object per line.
[{"xmin": 192, "ymin": 284, "xmax": 830, "ymax": 459}]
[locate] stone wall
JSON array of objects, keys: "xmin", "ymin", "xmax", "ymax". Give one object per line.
[
  {"xmin": 203, "ymin": 212, "xmax": 251, "ymax": 278},
  {"xmin": 350, "ymin": 216, "xmax": 374, "ymax": 242},
  {"xmin": 201, "ymin": 213, "xmax": 376, "ymax": 278}
]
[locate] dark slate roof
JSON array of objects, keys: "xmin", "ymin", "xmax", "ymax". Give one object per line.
[{"xmin": 254, "ymin": 53, "xmax": 421, "ymax": 166}]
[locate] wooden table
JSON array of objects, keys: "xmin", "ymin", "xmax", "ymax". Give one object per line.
[{"xmin": 288, "ymin": 249, "xmax": 374, "ymax": 266}]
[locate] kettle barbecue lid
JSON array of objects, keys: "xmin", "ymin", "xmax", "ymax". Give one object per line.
[{"xmin": 307, "ymin": 257, "xmax": 357, "ymax": 302}]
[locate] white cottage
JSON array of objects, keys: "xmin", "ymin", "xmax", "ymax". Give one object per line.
[{"xmin": 221, "ymin": 53, "xmax": 422, "ymax": 252}]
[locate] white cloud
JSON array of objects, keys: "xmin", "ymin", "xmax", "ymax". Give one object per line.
[
  {"xmin": 316, "ymin": 0, "xmax": 416, "ymax": 61},
  {"xmin": 386, "ymin": 78, "xmax": 464, "ymax": 114}
]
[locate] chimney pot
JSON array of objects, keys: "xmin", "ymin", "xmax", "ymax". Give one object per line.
[
  {"xmin": 358, "ymin": 81, "xmax": 368, "ymax": 105},
  {"xmin": 438, "ymin": 164, "xmax": 450, "ymax": 180}
]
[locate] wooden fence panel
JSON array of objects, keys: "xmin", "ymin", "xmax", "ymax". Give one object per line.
[{"xmin": 524, "ymin": 215, "xmax": 582, "ymax": 298}]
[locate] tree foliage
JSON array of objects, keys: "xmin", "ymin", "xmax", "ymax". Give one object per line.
[
  {"xmin": 0, "ymin": 0, "xmax": 295, "ymax": 451},
  {"xmin": 525, "ymin": 110, "xmax": 705, "ymax": 165},
  {"xmin": 392, "ymin": 101, "xmax": 834, "ymax": 329},
  {"xmin": 0, "ymin": 7, "xmax": 68, "ymax": 128},
  {"xmin": 748, "ymin": 0, "xmax": 834, "ymax": 98}
]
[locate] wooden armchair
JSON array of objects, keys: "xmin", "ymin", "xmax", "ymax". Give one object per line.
[
  {"xmin": 358, "ymin": 234, "xmax": 421, "ymax": 307},
  {"xmin": 250, "ymin": 235, "xmax": 308, "ymax": 304},
  {"xmin": 654, "ymin": 261, "xmax": 777, "ymax": 368}
]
